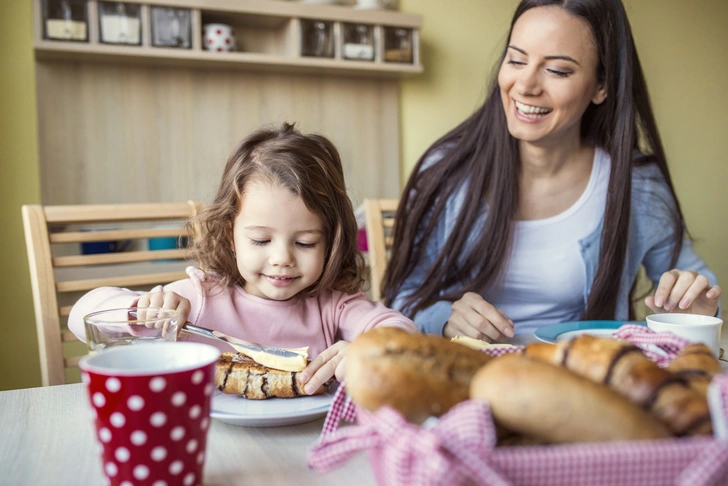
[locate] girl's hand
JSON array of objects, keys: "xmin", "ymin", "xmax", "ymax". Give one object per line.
[
  {"xmin": 135, "ymin": 291, "xmax": 191, "ymax": 336},
  {"xmin": 644, "ymin": 269, "xmax": 722, "ymax": 317},
  {"xmin": 444, "ymin": 292, "xmax": 515, "ymax": 343},
  {"xmin": 299, "ymin": 341, "xmax": 349, "ymax": 395}
]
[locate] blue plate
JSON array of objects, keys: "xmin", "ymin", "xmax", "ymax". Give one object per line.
[{"xmin": 534, "ymin": 320, "xmax": 646, "ymax": 344}]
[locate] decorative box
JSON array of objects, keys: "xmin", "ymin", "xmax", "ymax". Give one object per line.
[
  {"xmin": 150, "ymin": 6, "xmax": 192, "ymax": 48},
  {"xmin": 42, "ymin": 0, "xmax": 89, "ymax": 42},
  {"xmin": 98, "ymin": 2, "xmax": 141, "ymax": 45}
]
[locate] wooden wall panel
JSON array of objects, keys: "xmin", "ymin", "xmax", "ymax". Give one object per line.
[{"xmin": 36, "ymin": 61, "xmax": 400, "ymax": 208}]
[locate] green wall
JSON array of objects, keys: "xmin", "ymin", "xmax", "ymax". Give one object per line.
[
  {"xmin": 2, "ymin": 0, "xmax": 727, "ymax": 390},
  {"xmin": 399, "ymin": 0, "xmax": 728, "ymax": 309},
  {"xmin": 0, "ymin": 0, "xmax": 42, "ymax": 390}
]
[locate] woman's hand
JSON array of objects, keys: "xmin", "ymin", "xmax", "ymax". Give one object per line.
[
  {"xmin": 135, "ymin": 291, "xmax": 191, "ymax": 336},
  {"xmin": 644, "ymin": 269, "xmax": 722, "ymax": 317},
  {"xmin": 443, "ymin": 292, "xmax": 515, "ymax": 342},
  {"xmin": 300, "ymin": 341, "xmax": 349, "ymax": 395}
]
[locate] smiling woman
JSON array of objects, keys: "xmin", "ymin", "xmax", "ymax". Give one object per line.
[{"xmin": 384, "ymin": 0, "xmax": 721, "ymax": 341}]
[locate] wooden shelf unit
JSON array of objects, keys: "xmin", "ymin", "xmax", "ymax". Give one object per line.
[{"xmin": 33, "ymin": 0, "xmax": 422, "ymax": 77}]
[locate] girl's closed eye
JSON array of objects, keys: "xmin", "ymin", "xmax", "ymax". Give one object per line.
[
  {"xmin": 250, "ymin": 239, "xmax": 270, "ymax": 246},
  {"xmin": 296, "ymin": 241, "xmax": 318, "ymax": 249}
]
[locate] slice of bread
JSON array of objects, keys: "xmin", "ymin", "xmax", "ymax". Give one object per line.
[{"xmin": 215, "ymin": 352, "xmax": 333, "ymax": 400}]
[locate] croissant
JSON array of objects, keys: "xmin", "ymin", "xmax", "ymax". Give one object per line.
[
  {"xmin": 524, "ymin": 335, "xmax": 712, "ymax": 436},
  {"xmin": 667, "ymin": 343, "xmax": 722, "ymax": 399}
]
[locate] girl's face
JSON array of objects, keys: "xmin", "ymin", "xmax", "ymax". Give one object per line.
[
  {"xmin": 498, "ymin": 6, "xmax": 607, "ymax": 148},
  {"xmin": 231, "ymin": 180, "xmax": 326, "ymax": 301}
]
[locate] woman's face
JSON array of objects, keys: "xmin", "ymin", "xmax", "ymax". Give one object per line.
[{"xmin": 498, "ymin": 6, "xmax": 607, "ymax": 148}]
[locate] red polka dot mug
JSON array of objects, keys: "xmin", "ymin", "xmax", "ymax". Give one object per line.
[
  {"xmin": 203, "ymin": 23, "xmax": 236, "ymax": 52},
  {"xmin": 80, "ymin": 342, "xmax": 221, "ymax": 486}
]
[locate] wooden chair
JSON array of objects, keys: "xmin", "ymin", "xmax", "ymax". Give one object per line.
[
  {"xmin": 22, "ymin": 201, "xmax": 201, "ymax": 386},
  {"xmin": 363, "ymin": 198, "xmax": 399, "ymax": 302}
]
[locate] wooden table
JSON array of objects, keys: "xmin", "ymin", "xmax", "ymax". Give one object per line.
[{"xmin": 0, "ymin": 384, "xmax": 373, "ymax": 485}]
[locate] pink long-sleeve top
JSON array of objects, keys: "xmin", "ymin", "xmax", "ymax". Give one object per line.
[{"xmin": 68, "ymin": 267, "xmax": 417, "ymax": 358}]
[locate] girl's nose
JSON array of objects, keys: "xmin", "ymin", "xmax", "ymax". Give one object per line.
[{"xmin": 269, "ymin": 243, "xmax": 294, "ymax": 267}]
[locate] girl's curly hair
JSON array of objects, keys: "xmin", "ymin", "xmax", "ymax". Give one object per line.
[{"xmin": 187, "ymin": 122, "xmax": 365, "ymax": 296}]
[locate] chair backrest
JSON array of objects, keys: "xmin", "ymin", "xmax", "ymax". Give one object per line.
[
  {"xmin": 363, "ymin": 198, "xmax": 399, "ymax": 302},
  {"xmin": 22, "ymin": 201, "xmax": 201, "ymax": 386}
]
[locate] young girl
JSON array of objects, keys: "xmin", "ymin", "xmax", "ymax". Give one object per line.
[{"xmin": 68, "ymin": 123, "xmax": 417, "ymax": 394}]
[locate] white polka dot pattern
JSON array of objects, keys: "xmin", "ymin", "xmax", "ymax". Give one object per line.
[
  {"xmin": 84, "ymin": 358, "xmax": 215, "ymax": 484},
  {"xmin": 105, "ymin": 377, "xmax": 121, "ymax": 392},
  {"xmin": 110, "ymin": 412, "xmax": 126, "ymax": 428},
  {"xmin": 115, "ymin": 447, "xmax": 130, "ymax": 462},
  {"xmin": 149, "ymin": 376, "xmax": 167, "ymax": 392},
  {"xmin": 171, "ymin": 392, "xmax": 187, "ymax": 407},
  {"xmin": 130, "ymin": 430, "xmax": 147, "ymax": 446},
  {"xmin": 150, "ymin": 412, "xmax": 167, "ymax": 427},
  {"xmin": 170, "ymin": 426, "xmax": 186, "ymax": 441},
  {"xmin": 133, "ymin": 464, "xmax": 150, "ymax": 480},
  {"xmin": 127, "ymin": 395, "xmax": 144, "ymax": 411},
  {"xmin": 169, "ymin": 460, "xmax": 184, "ymax": 475}
]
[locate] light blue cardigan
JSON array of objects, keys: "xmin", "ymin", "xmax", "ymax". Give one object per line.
[{"xmin": 391, "ymin": 154, "xmax": 719, "ymax": 335}]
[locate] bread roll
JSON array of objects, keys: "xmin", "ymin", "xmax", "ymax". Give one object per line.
[
  {"xmin": 667, "ymin": 343, "xmax": 723, "ymax": 399},
  {"xmin": 470, "ymin": 354, "xmax": 672, "ymax": 444},
  {"xmin": 523, "ymin": 335, "xmax": 712, "ymax": 436},
  {"xmin": 345, "ymin": 327, "xmax": 492, "ymax": 424}
]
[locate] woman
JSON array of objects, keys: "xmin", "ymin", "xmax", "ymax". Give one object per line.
[{"xmin": 383, "ymin": 0, "xmax": 721, "ymax": 342}]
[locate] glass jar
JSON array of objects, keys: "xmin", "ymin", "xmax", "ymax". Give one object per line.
[
  {"xmin": 41, "ymin": 0, "xmax": 89, "ymax": 42},
  {"xmin": 383, "ymin": 27, "xmax": 413, "ymax": 63},
  {"xmin": 98, "ymin": 2, "xmax": 142, "ymax": 45},
  {"xmin": 151, "ymin": 6, "xmax": 192, "ymax": 48},
  {"xmin": 300, "ymin": 19, "xmax": 334, "ymax": 58},
  {"xmin": 342, "ymin": 23, "xmax": 374, "ymax": 61}
]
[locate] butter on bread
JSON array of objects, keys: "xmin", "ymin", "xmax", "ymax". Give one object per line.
[
  {"xmin": 451, "ymin": 335, "xmax": 515, "ymax": 351},
  {"xmin": 227, "ymin": 342, "xmax": 308, "ymax": 372},
  {"xmin": 215, "ymin": 352, "xmax": 333, "ymax": 399}
]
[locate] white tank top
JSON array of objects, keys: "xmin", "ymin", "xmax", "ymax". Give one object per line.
[{"xmin": 484, "ymin": 148, "xmax": 611, "ymax": 340}]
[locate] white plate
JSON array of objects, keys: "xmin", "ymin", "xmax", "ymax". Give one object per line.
[{"xmin": 210, "ymin": 383, "xmax": 337, "ymax": 427}]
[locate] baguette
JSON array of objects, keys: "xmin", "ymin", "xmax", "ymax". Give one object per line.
[
  {"xmin": 215, "ymin": 352, "xmax": 333, "ymax": 399},
  {"xmin": 524, "ymin": 335, "xmax": 712, "ymax": 436},
  {"xmin": 345, "ymin": 327, "xmax": 492, "ymax": 424},
  {"xmin": 470, "ymin": 354, "xmax": 672, "ymax": 444}
]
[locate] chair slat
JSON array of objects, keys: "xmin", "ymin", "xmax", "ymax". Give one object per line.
[
  {"xmin": 56, "ymin": 271, "xmax": 189, "ymax": 293},
  {"xmin": 59, "ymin": 305, "xmax": 72, "ymax": 317},
  {"xmin": 61, "ymin": 331, "xmax": 79, "ymax": 343},
  {"xmin": 50, "ymin": 227, "xmax": 186, "ymax": 244},
  {"xmin": 64, "ymin": 356, "xmax": 82, "ymax": 368},
  {"xmin": 44, "ymin": 203, "xmax": 195, "ymax": 224},
  {"xmin": 364, "ymin": 198, "xmax": 399, "ymax": 302},
  {"xmin": 54, "ymin": 249, "xmax": 188, "ymax": 267}
]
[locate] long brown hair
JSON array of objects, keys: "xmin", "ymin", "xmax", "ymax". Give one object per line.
[
  {"xmin": 189, "ymin": 123, "xmax": 365, "ymax": 296},
  {"xmin": 383, "ymin": 0, "xmax": 684, "ymax": 320}
]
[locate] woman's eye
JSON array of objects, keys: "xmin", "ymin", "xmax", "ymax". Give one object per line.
[
  {"xmin": 250, "ymin": 239, "xmax": 269, "ymax": 246},
  {"xmin": 507, "ymin": 59, "xmax": 526, "ymax": 66},
  {"xmin": 296, "ymin": 242, "xmax": 317, "ymax": 249},
  {"xmin": 547, "ymin": 68, "xmax": 570, "ymax": 78}
]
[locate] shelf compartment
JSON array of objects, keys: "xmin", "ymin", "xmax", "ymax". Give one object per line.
[{"xmin": 200, "ymin": 10, "xmax": 295, "ymax": 56}]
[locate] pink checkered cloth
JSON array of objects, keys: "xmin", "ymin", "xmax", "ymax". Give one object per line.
[{"xmin": 308, "ymin": 325, "xmax": 728, "ymax": 486}]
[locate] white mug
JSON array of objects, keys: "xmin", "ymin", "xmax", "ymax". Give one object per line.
[
  {"xmin": 355, "ymin": 0, "xmax": 398, "ymax": 10},
  {"xmin": 646, "ymin": 313, "xmax": 723, "ymax": 357},
  {"xmin": 203, "ymin": 23, "xmax": 236, "ymax": 52}
]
